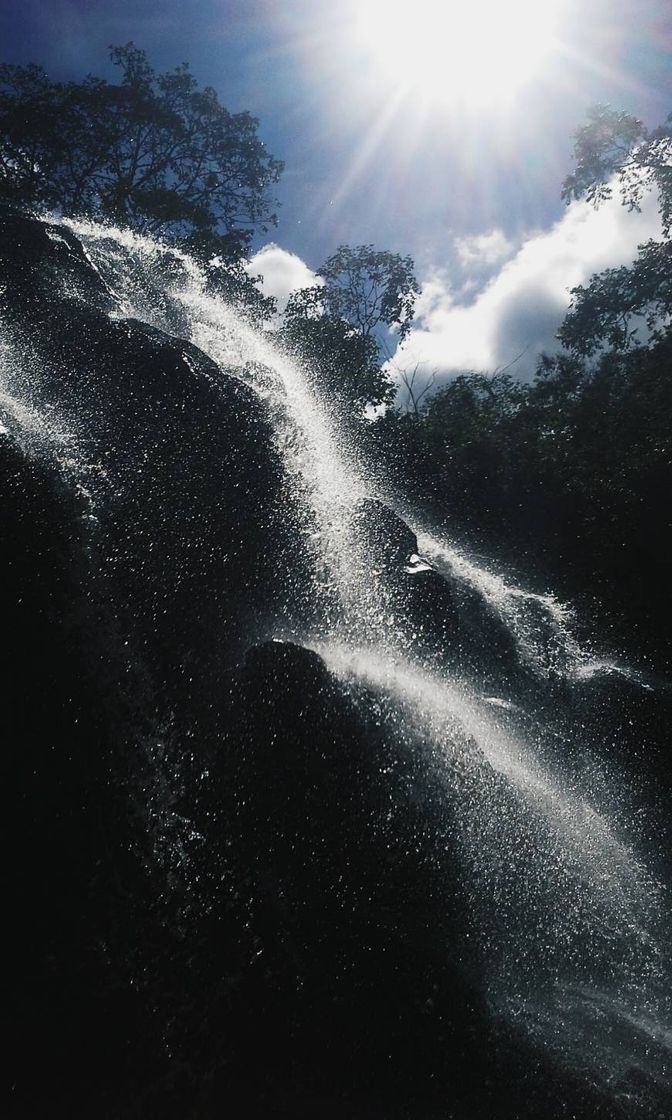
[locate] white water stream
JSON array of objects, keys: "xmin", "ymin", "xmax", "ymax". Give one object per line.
[{"xmin": 9, "ymin": 216, "xmax": 668, "ymax": 1104}]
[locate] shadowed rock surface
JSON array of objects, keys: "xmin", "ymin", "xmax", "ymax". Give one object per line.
[
  {"xmin": 351, "ymin": 496, "xmax": 518, "ymax": 682},
  {"xmin": 2, "ymin": 208, "xmax": 671, "ymax": 1120}
]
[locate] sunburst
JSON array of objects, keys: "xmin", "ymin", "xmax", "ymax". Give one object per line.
[{"xmin": 355, "ymin": 0, "xmax": 563, "ymax": 109}]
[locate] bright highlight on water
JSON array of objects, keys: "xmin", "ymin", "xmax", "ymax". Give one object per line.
[{"xmin": 2, "ymin": 213, "xmax": 670, "ymax": 1117}]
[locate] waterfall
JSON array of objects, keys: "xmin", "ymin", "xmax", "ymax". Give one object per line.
[
  {"xmin": 61, "ymin": 216, "xmax": 596, "ymax": 672},
  {"xmin": 4, "ymin": 211, "xmax": 671, "ymax": 1118}
]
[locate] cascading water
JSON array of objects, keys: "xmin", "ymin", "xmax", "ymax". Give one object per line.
[{"xmin": 3, "ymin": 211, "xmax": 671, "ymax": 1118}]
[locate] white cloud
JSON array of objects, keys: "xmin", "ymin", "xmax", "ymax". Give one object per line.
[
  {"xmin": 393, "ymin": 189, "xmax": 662, "ymax": 388},
  {"xmin": 246, "ymin": 242, "xmax": 321, "ymax": 313},
  {"xmin": 455, "ymin": 228, "xmax": 516, "ymax": 269}
]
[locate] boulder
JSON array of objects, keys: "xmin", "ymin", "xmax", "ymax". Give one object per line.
[
  {"xmin": 347, "ymin": 499, "xmax": 519, "ymax": 676},
  {"xmin": 147, "ymin": 639, "xmax": 630, "ymax": 1120},
  {"xmin": 0, "ymin": 203, "xmax": 116, "ymax": 324},
  {"xmin": 0, "ymin": 210, "xmax": 320, "ymax": 694},
  {"xmin": 1, "ymin": 436, "xmax": 154, "ymax": 1120},
  {"xmin": 181, "ymin": 639, "xmax": 487, "ymax": 1117},
  {"xmin": 351, "ymin": 496, "xmax": 419, "ymax": 570}
]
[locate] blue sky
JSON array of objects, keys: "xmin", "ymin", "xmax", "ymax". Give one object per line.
[{"xmin": 2, "ymin": 0, "xmax": 670, "ymax": 382}]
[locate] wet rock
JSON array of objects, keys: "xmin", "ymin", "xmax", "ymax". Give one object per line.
[
  {"xmin": 347, "ymin": 499, "xmax": 520, "ymax": 679},
  {"xmin": 400, "ymin": 567, "xmax": 460, "ymax": 647},
  {"xmin": 347, "ymin": 499, "xmax": 520, "ymax": 678},
  {"xmin": 352, "ymin": 496, "xmax": 419, "ymax": 570},
  {"xmin": 561, "ymin": 666, "xmax": 672, "ymax": 870},
  {"xmin": 1, "ymin": 436, "xmax": 154, "ymax": 1120},
  {"xmin": 349, "ymin": 499, "xmax": 459, "ymax": 649},
  {"xmin": 0, "ymin": 210, "xmax": 318, "ymax": 691},
  {"xmin": 0, "ymin": 202, "xmax": 117, "ymax": 324},
  {"xmin": 160, "ymin": 639, "xmax": 631, "ymax": 1120},
  {"xmin": 450, "ymin": 579, "xmax": 521, "ymax": 680},
  {"xmin": 181, "ymin": 639, "xmax": 486, "ymax": 1117}
]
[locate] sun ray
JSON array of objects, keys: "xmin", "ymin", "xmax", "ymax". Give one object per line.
[{"xmin": 328, "ymin": 83, "xmax": 409, "ymax": 217}]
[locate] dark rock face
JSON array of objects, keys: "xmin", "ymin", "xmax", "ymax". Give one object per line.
[
  {"xmin": 351, "ymin": 497, "xmax": 518, "ymax": 682},
  {"xmin": 1, "ymin": 437, "xmax": 148, "ymax": 1118},
  {"xmin": 447, "ymin": 577, "xmax": 521, "ymax": 682},
  {"xmin": 351, "ymin": 497, "xmax": 461, "ymax": 657},
  {"xmin": 2, "ymin": 210, "xmax": 666, "ymax": 1120},
  {"xmin": 0, "ymin": 204, "xmax": 116, "ymax": 323},
  {"xmin": 0, "ymin": 210, "xmax": 318, "ymax": 1117},
  {"xmin": 560, "ymin": 667, "xmax": 672, "ymax": 880},
  {"xmin": 137, "ymin": 639, "xmax": 626, "ymax": 1120},
  {"xmin": 352, "ymin": 496, "xmax": 419, "ymax": 569},
  {"xmin": 1, "ymin": 207, "xmax": 317, "ymax": 695}
]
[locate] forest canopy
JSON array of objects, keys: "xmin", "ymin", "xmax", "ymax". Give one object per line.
[
  {"xmin": 279, "ymin": 245, "xmax": 420, "ymax": 411},
  {"xmin": 560, "ymin": 105, "xmax": 672, "ymax": 355},
  {"xmin": 0, "ymin": 43, "xmax": 283, "ymax": 261}
]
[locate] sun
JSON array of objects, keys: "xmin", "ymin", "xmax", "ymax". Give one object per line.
[{"xmin": 355, "ymin": 0, "xmax": 562, "ymax": 108}]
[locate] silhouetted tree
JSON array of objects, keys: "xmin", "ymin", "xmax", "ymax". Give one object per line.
[
  {"xmin": 280, "ymin": 285, "xmax": 394, "ymax": 411},
  {"xmin": 317, "ymin": 243, "xmax": 419, "ymax": 347},
  {"xmin": 0, "ymin": 43, "xmax": 283, "ymax": 262},
  {"xmin": 205, "ymin": 256, "xmax": 277, "ymax": 326},
  {"xmin": 559, "ymin": 105, "xmax": 672, "ymax": 354},
  {"xmin": 278, "ymin": 245, "xmax": 418, "ymax": 413}
]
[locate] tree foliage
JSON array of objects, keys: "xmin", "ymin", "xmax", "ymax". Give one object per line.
[
  {"xmin": 280, "ymin": 285, "xmax": 394, "ymax": 412},
  {"xmin": 560, "ymin": 105, "xmax": 672, "ymax": 355},
  {"xmin": 205, "ymin": 257, "xmax": 277, "ymax": 326},
  {"xmin": 0, "ymin": 43, "xmax": 283, "ymax": 261},
  {"xmin": 558, "ymin": 240, "xmax": 672, "ymax": 355},
  {"xmin": 562, "ymin": 104, "xmax": 672, "ymax": 233},
  {"xmin": 278, "ymin": 245, "xmax": 419, "ymax": 412},
  {"xmin": 317, "ymin": 244, "xmax": 419, "ymax": 345},
  {"xmin": 368, "ymin": 340, "xmax": 672, "ymax": 659}
]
